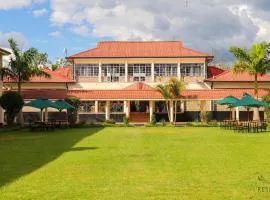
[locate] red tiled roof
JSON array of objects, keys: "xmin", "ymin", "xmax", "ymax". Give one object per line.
[
  {"xmin": 123, "ymin": 82, "xmax": 154, "ymax": 90},
  {"xmin": 3, "ymin": 67, "xmax": 74, "ymax": 83},
  {"xmin": 19, "ymin": 88, "xmax": 270, "ymax": 100},
  {"xmin": 206, "ymin": 70, "xmax": 270, "ymax": 82},
  {"xmin": 207, "ymin": 66, "xmax": 226, "ymax": 78},
  {"xmin": 67, "ymin": 41, "xmax": 211, "ymax": 58}
]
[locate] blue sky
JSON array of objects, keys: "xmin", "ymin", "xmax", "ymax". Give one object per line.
[{"xmin": 0, "ymin": 0, "xmax": 270, "ymax": 63}]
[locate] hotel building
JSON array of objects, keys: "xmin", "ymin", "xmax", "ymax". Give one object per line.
[{"xmin": 1, "ymin": 41, "xmax": 270, "ymax": 123}]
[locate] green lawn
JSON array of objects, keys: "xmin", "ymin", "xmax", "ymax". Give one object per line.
[{"xmin": 1, "ymin": 127, "xmax": 270, "ymax": 199}]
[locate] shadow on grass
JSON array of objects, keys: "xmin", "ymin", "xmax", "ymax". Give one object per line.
[{"xmin": 0, "ymin": 127, "xmax": 103, "ymax": 188}]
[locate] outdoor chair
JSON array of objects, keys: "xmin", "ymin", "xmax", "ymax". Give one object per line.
[{"xmin": 258, "ymin": 120, "xmax": 267, "ymax": 132}]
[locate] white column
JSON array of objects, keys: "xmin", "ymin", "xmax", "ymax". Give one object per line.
[
  {"xmin": 151, "ymin": 63, "xmax": 155, "ymax": 82},
  {"xmin": 44, "ymin": 108, "xmax": 48, "ymax": 122},
  {"xmin": 149, "ymin": 101, "xmax": 154, "ymax": 120},
  {"xmin": 105, "ymin": 101, "xmax": 110, "ymax": 120},
  {"xmin": 125, "ymin": 62, "xmax": 128, "ymax": 82},
  {"xmin": 177, "ymin": 63, "xmax": 181, "ymax": 80},
  {"xmin": 124, "ymin": 100, "xmax": 130, "ymax": 118},
  {"xmin": 169, "ymin": 101, "xmax": 174, "ymax": 123},
  {"xmin": 95, "ymin": 101, "xmax": 99, "ymax": 113},
  {"xmin": 98, "ymin": 62, "xmax": 102, "ymax": 82},
  {"xmin": 236, "ymin": 107, "xmax": 239, "ymax": 121},
  {"xmin": 181, "ymin": 101, "xmax": 185, "ymax": 113}
]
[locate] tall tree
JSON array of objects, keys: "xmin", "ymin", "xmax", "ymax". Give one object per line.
[
  {"xmin": 229, "ymin": 42, "xmax": 270, "ymax": 120},
  {"xmin": 168, "ymin": 78, "xmax": 185, "ymax": 124},
  {"xmin": 2, "ymin": 38, "xmax": 50, "ymax": 125},
  {"xmin": 156, "ymin": 84, "xmax": 172, "ymax": 122},
  {"xmin": 7, "ymin": 38, "xmax": 50, "ymax": 93}
]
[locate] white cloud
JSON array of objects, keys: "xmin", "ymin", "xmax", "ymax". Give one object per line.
[
  {"xmin": 70, "ymin": 25, "xmax": 91, "ymax": 36},
  {"xmin": 0, "ymin": 0, "xmax": 46, "ymax": 10},
  {"xmin": 0, "ymin": 31, "xmax": 28, "ymax": 49},
  {"xmin": 32, "ymin": 8, "xmax": 48, "ymax": 17},
  {"xmin": 49, "ymin": 31, "xmax": 61, "ymax": 37},
  {"xmin": 48, "ymin": 0, "xmax": 270, "ymax": 61}
]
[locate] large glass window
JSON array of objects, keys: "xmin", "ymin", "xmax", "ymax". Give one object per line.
[
  {"xmin": 76, "ymin": 64, "xmax": 99, "ymax": 77},
  {"xmin": 154, "ymin": 64, "xmax": 177, "ymax": 77},
  {"xmin": 180, "ymin": 63, "xmax": 204, "ymax": 77},
  {"xmin": 101, "ymin": 64, "xmax": 125, "ymax": 82},
  {"xmin": 128, "ymin": 64, "xmax": 151, "ymax": 81}
]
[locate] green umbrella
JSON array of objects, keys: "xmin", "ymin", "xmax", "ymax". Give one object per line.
[
  {"xmin": 25, "ymin": 98, "xmax": 59, "ymax": 121},
  {"xmin": 230, "ymin": 93, "xmax": 268, "ymax": 121},
  {"xmin": 54, "ymin": 100, "xmax": 75, "ymax": 111},
  {"xmin": 215, "ymin": 96, "xmax": 240, "ymax": 120},
  {"xmin": 215, "ymin": 96, "xmax": 239, "ymax": 105},
  {"xmin": 231, "ymin": 93, "xmax": 268, "ymax": 108}
]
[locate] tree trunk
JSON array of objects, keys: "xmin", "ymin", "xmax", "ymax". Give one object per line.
[
  {"xmin": 253, "ymin": 74, "xmax": 260, "ymax": 121},
  {"xmin": 166, "ymin": 101, "xmax": 170, "ymax": 123},
  {"xmin": 254, "ymin": 74, "xmax": 258, "ymax": 98},
  {"xmin": 174, "ymin": 100, "xmax": 177, "ymax": 125},
  {"xmin": 17, "ymin": 81, "xmax": 24, "ymax": 126}
]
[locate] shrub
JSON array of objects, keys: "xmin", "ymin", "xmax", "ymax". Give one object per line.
[
  {"xmin": 65, "ymin": 97, "xmax": 81, "ymax": 126},
  {"xmin": 104, "ymin": 119, "xmax": 115, "ymax": 124},
  {"xmin": 262, "ymin": 95, "xmax": 270, "ymax": 123},
  {"xmin": 150, "ymin": 114, "xmax": 157, "ymax": 126},
  {"xmin": 160, "ymin": 118, "xmax": 167, "ymax": 127},
  {"xmin": 123, "ymin": 116, "xmax": 129, "ymax": 127},
  {"xmin": 0, "ymin": 91, "xmax": 24, "ymax": 126}
]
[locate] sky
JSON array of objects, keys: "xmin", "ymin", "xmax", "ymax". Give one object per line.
[{"xmin": 1, "ymin": 0, "xmax": 270, "ymax": 63}]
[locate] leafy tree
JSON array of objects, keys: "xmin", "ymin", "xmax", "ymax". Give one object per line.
[
  {"xmin": 230, "ymin": 42, "xmax": 270, "ymax": 120},
  {"xmin": 1, "ymin": 39, "xmax": 51, "ymax": 124},
  {"xmin": 168, "ymin": 77, "xmax": 185, "ymax": 124},
  {"xmin": 51, "ymin": 58, "xmax": 69, "ymax": 71},
  {"xmin": 0, "ymin": 91, "xmax": 24, "ymax": 126},
  {"xmin": 65, "ymin": 97, "xmax": 81, "ymax": 126},
  {"xmin": 156, "ymin": 84, "xmax": 172, "ymax": 122},
  {"xmin": 156, "ymin": 78, "xmax": 184, "ymax": 124},
  {"xmin": 6, "ymin": 38, "xmax": 50, "ymax": 93}
]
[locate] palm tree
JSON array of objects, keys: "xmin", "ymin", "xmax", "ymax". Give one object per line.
[
  {"xmin": 230, "ymin": 42, "xmax": 270, "ymax": 120},
  {"xmin": 168, "ymin": 78, "xmax": 185, "ymax": 124},
  {"xmin": 156, "ymin": 84, "xmax": 172, "ymax": 122},
  {"xmin": 3, "ymin": 38, "xmax": 50, "ymax": 124},
  {"xmin": 7, "ymin": 38, "xmax": 50, "ymax": 93}
]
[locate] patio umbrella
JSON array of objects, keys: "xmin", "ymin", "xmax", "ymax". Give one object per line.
[
  {"xmin": 215, "ymin": 96, "xmax": 239, "ymax": 106},
  {"xmin": 230, "ymin": 93, "xmax": 268, "ymax": 121},
  {"xmin": 25, "ymin": 98, "xmax": 60, "ymax": 121},
  {"xmin": 54, "ymin": 100, "xmax": 75, "ymax": 111},
  {"xmin": 215, "ymin": 96, "xmax": 240, "ymax": 120},
  {"xmin": 230, "ymin": 93, "xmax": 268, "ymax": 108}
]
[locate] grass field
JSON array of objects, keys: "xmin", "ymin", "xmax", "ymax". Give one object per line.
[{"xmin": 1, "ymin": 127, "xmax": 270, "ymax": 199}]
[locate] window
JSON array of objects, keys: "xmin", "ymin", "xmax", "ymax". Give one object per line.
[
  {"xmin": 128, "ymin": 64, "xmax": 151, "ymax": 81},
  {"xmin": 110, "ymin": 101, "xmax": 124, "ymax": 112},
  {"xmin": 101, "ymin": 64, "xmax": 125, "ymax": 82},
  {"xmin": 180, "ymin": 63, "xmax": 204, "ymax": 77},
  {"xmin": 154, "ymin": 64, "xmax": 177, "ymax": 77},
  {"xmin": 79, "ymin": 101, "xmax": 95, "ymax": 113},
  {"xmin": 76, "ymin": 64, "xmax": 99, "ymax": 77}
]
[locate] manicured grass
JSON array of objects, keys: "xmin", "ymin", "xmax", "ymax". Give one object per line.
[{"xmin": 0, "ymin": 127, "xmax": 270, "ymax": 199}]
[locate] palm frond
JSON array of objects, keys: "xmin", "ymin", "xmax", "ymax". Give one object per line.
[{"xmin": 229, "ymin": 46, "xmax": 251, "ymax": 63}]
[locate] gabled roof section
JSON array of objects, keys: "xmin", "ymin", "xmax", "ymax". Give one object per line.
[
  {"xmin": 207, "ymin": 66, "xmax": 226, "ymax": 78},
  {"xmin": 0, "ymin": 48, "xmax": 11, "ymax": 55},
  {"xmin": 123, "ymin": 82, "xmax": 154, "ymax": 90},
  {"xmin": 67, "ymin": 41, "xmax": 211, "ymax": 59},
  {"xmin": 206, "ymin": 70, "xmax": 270, "ymax": 82}
]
